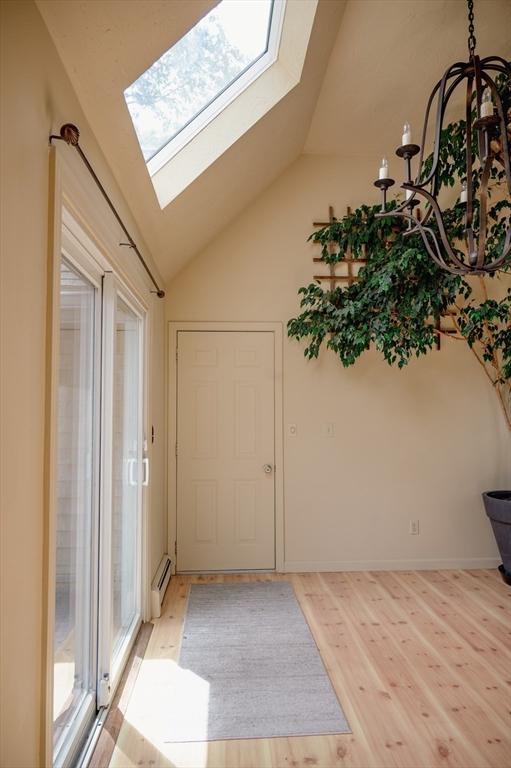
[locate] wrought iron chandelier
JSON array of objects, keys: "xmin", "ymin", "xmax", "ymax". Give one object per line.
[{"xmin": 373, "ymin": 0, "xmax": 510, "ymax": 275}]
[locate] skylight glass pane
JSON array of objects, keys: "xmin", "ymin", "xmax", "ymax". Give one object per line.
[{"xmin": 125, "ymin": 0, "xmax": 274, "ymax": 162}]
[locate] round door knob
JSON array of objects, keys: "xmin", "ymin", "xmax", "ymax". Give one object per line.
[{"xmin": 263, "ymin": 464, "xmax": 273, "ymax": 474}]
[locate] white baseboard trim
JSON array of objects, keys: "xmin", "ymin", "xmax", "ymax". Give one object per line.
[{"xmin": 283, "ymin": 557, "xmax": 501, "ymax": 573}]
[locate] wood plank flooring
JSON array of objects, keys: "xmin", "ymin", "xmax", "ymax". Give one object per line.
[{"xmin": 101, "ymin": 571, "xmax": 510, "ymax": 768}]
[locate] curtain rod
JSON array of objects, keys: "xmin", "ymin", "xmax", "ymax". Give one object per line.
[{"xmin": 49, "ymin": 123, "xmax": 165, "ymax": 299}]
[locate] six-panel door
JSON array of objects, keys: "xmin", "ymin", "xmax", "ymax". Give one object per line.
[{"xmin": 177, "ymin": 331, "xmax": 275, "ymax": 571}]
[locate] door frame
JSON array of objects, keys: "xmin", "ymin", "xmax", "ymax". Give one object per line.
[{"xmin": 167, "ymin": 322, "xmax": 284, "ymax": 573}]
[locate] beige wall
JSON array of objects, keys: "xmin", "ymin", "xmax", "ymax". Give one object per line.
[
  {"xmin": 0, "ymin": 3, "xmax": 166, "ymax": 766},
  {"xmin": 167, "ymin": 153, "xmax": 511, "ymax": 571}
]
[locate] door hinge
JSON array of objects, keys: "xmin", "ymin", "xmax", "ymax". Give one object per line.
[
  {"xmin": 174, "ymin": 540, "xmax": 177, "ymax": 556},
  {"xmin": 175, "ymin": 442, "xmax": 178, "ymax": 457}
]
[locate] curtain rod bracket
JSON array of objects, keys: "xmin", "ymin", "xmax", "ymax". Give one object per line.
[{"xmin": 49, "ymin": 123, "xmax": 165, "ymax": 299}]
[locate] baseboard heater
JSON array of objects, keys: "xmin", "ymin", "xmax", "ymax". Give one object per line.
[{"xmin": 151, "ymin": 553, "xmax": 172, "ymax": 618}]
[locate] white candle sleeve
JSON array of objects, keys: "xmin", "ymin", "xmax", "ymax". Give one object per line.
[
  {"xmin": 480, "ymin": 88, "xmax": 494, "ymax": 118},
  {"xmin": 402, "ymin": 123, "xmax": 412, "ymax": 145},
  {"xmin": 378, "ymin": 158, "xmax": 389, "ymax": 179}
]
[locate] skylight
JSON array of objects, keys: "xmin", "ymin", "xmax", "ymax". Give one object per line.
[
  {"xmin": 125, "ymin": 0, "xmax": 276, "ymax": 166},
  {"xmin": 123, "ymin": 0, "xmax": 317, "ymax": 209}
]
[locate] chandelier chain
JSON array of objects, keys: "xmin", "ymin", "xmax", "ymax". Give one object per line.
[{"xmin": 467, "ymin": 0, "xmax": 476, "ymax": 56}]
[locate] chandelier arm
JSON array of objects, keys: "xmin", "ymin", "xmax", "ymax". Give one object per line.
[
  {"xmin": 415, "ymin": 223, "xmax": 462, "ymax": 274},
  {"xmin": 465, "ymin": 72, "xmax": 475, "ymax": 231},
  {"xmin": 419, "ymin": 204, "xmax": 434, "ymax": 228},
  {"xmin": 479, "ymin": 56, "xmax": 511, "ymax": 73},
  {"xmin": 417, "ymin": 65, "xmax": 467, "ymax": 190},
  {"xmin": 403, "ymin": 217, "xmax": 424, "ymax": 237},
  {"xmin": 376, "ymin": 209, "xmax": 469, "ymax": 274},
  {"xmin": 480, "ymin": 224, "xmax": 511, "ymax": 273},
  {"xmin": 476, "ymin": 153, "xmax": 493, "ymax": 268},
  {"xmin": 473, "ymin": 56, "xmax": 489, "ymax": 162},
  {"xmin": 479, "ymin": 71, "xmax": 511, "ymax": 195},
  {"xmin": 403, "ymin": 184, "xmax": 469, "ymax": 271},
  {"xmin": 374, "ymin": 209, "xmax": 449, "ymax": 268},
  {"xmin": 415, "ymin": 220, "xmax": 510, "ymax": 275}
]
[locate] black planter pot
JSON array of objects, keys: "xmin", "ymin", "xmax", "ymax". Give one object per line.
[{"xmin": 482, "ymin": 490, "xmax": 511, "ymax": 585}]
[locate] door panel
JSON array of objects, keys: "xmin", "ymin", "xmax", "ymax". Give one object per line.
[
  {"xmin": 177, "ymin": 331, "xmax": 275, "ymax": 571},
  {"xmin": 53, "ymin": 258, "xmax": 98, "ymax": 763},
  {"xmin": 99, "ymin": 275, "xmax": 145, "ymax": 690},
  {"xmin": 111, "ymin": 296, "xmax": 142, "ymax": 658}
]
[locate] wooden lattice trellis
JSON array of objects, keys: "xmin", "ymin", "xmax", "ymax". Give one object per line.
[
  {"xmin": 311, "ymin": 205, "xmax": 457, "ymax": 350},
  {"xmin": 312, "ymin": 206, "xmax": 367, "ymax": 292}
]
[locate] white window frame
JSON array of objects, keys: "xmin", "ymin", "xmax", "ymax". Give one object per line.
[
  {"xmin": 145, "ymin": 0, "xmax": 286, "ymax": 177},
  {"xmin": 147, "ymin": 0, "xmax": 318, "ymax": 208}
]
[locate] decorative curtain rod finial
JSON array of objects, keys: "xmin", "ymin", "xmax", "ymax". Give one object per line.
[{"xmin": 60, "ymin": 123, "xmax": 80, "ymax": 146}]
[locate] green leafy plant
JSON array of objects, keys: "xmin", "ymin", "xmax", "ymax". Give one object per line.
[{"xmin": 288, "ymin": 79, "xmax": 511, "ymax": 428}]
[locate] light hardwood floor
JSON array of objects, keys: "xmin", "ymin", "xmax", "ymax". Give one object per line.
[{"xmin": 103, "ymin": 571, "xmax": 510, "ymax": 768}]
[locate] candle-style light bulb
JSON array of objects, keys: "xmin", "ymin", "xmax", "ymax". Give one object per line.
[
  {"xmin": 378, "ymin": 156, "xmax": 389, "ymax": 180},
  {"xmin": 402, "ymin": 122, "xmax": 412, "ymax": 146},
  {"xmin": 480, "ymin": 87, "xmax": 494, "ymax": 118},
  {"xmin": 459, "ymin": 180, "xmax": 468, "ymax": 204}
]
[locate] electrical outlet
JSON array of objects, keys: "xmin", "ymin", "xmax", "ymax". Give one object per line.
[
  {"xmin": 409, "ymin": 519, "xmax": 420, "ymax": 535},
  {"xmin": 321, "ymin": 423, "xmax": 335, "ymax": 437}
]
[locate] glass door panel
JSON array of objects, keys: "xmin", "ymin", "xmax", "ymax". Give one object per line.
[
  {"xmin": 53, "ymin": 258, "xmax": 97, "ymax": 759},
  {"xmin": 50, "ymin": 214, "xmax": 147, "ymax": 765},
  {"xmin": 111, "ymin": 295, "xmax": 142, "ymax": 663}
]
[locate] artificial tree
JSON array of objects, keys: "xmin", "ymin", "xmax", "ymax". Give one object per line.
[{"xmin": 288, "ymin": 88, "xmax": 511, "ymax": 429}]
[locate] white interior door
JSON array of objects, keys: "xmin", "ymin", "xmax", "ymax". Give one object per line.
[{"xmin": 176, "ymin": 331, "xmax": 275, "ymax": 571}]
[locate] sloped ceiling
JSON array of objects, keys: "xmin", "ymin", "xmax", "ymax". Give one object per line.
[
  {"xmin": 306, "ymin": 0, "xmax": 510, "ymax": 159},
  {"xmin": 36, "ymin": 0, "xmax": 509, "ymax": 282},
  {"xmin": 36, "ymin": 0, "xmax": 346, "ymax": 282}
]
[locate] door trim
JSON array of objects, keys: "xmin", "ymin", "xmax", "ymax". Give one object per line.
[{"xmin": 167, "ymin": 322, "xmax": 284, "ymax": 573}]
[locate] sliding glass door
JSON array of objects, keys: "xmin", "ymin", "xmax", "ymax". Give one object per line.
[
  {"xmin": 98, "ymin": 275, "xmax": 145, "ymax": 693},
  {"xmin": 111, "ymin": 294, "xmax": 143, "ymax": 664},
  {"xmin": 53, "ymin": 256, "xmax": 100, "ymax": 766},
  {"xmin": 52, "ymin": 217, "xmax": 146, "ymax": 767}
]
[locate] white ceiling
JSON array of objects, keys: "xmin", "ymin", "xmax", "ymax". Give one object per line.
[
  {"xmin": 37, "ymin": 0, "xmax": 345, "ymax": 282},
  {"xmin": 37, "ymin": 0, "xmax": 509, "ymax": 283}
]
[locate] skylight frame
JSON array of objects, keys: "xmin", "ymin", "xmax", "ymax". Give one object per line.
[{"xmin": 145, "ymin": 0, "xmax": 286, "ymax": 178}]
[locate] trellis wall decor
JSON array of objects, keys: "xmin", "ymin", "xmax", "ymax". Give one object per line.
[
  {"xmin": 311, "ymin": 206, "xmax": 368, "ymax": 291},
  {"xmin": 311, "ymin": 205, "xmax": 456, "ymax": 350}
]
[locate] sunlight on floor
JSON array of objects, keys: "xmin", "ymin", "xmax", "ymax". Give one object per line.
[{"xmin": 120, "ymin": 658, "xmax": 210, "ymax": 768}]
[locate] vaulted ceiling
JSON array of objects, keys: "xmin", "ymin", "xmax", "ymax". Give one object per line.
[{"xmin": 37, "ymin": 0, "xmax": 509, "ymax": 283}]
